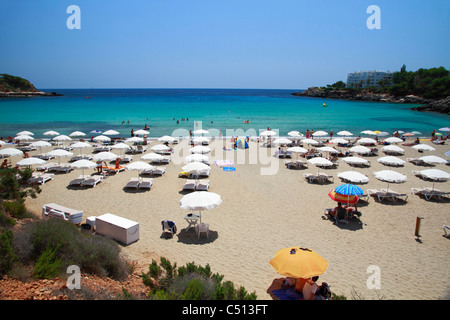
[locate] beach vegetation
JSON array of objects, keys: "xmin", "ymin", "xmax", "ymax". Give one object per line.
[
  {"xmin": 142, "ymin": 257, "xmax": 257, "ymax": 300},
  {"xmin": 0, "ymin": 229, "xmax": 18, "ymax": 275},
  {"xmin": 0, "ymin": 74, "xmax": 38, "ymax": 92},
  {"xmin": 11, "ymin": 219, "xmax": 129, "ymax": 280}
]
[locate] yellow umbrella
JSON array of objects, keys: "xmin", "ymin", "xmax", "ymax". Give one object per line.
[
  {"xmin": 269, "ymin": 247, "xmax": 328, "ymax": 279},
  {"xmin": 373, "ymin": 131, "xmax": 381, "ymax": 134}
]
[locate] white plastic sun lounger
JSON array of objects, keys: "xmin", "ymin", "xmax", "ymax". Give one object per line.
[
  {"xmin": 139, "ymin": 178, "xmax": 153, "ymax": 190},
  {"xmin": 28, "ymin": 173, "xmax": 54, "ymax": 185},
  {"xmin": 152, "ymin": 167, "xmax": 166, "ymax": 176},
  {"xmin": 183, "ymin": 179, "xmax": 197, "ymax": 191},
  {"xmin": 125, "ymin": 178, "xmax": 140, "ymax": 189},
  {"xmin": 81, "ymin": 175, "xmax": 103, "ymax": 187},
  {"xmin": 69, "ymin": 175, "xmax": 90, "ymax": 186},
  {"xmin": 380, "ymin": 189, "xmax": 408, "ymax": 201},
  {"xmin": 42, "ymin": 203, "xmax": 83, "ymax": 224},
  {"xmin": 196, "ymin": 180, "xmax": 210, "ymax": 191}
]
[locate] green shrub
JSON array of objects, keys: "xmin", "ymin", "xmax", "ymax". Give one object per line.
[
  {"xmin": 0, "ymin": 229, "xmax": 17, "ymax": 275},
  {"xmin": 141, "ymin": 257, "xmax": 257, "ymax": 300},
  {"xmin": 33, "ymin": 244, "xmax": 63, "ymax": 279},
  {"xmin": 2, "ymin": 199, "xmax": 27, "ymax": 219},
  {"xmin": 16, "ymin": 219, "xmax": 129, "ymax": 280}
]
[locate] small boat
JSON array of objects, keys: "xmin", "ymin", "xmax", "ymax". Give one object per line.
[
  {"xmin": 243, "ymin": 120, "xmax": 250, "ymax": 124},
  {"xmin": 85, "ymin": 96, "xmax": 91, "ymax": 99},
  {"xmin": 323, "ymin": 103, "xmax": 328, "ymax": 107}
]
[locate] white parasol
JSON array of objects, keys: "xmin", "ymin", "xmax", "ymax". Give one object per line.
[
  {"xmin": 180, "ymin": 191, "xmax": 222, "ymax": 223},
  {"xmin": 337, "ymin": 171, "xmax": 369, "ymax": 184}
]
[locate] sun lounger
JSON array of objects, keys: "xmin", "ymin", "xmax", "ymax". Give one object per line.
[
  {"xmin": 70, "ymin": 154, "xmax": 93, "ymax": 162},
  {"xmin": 412, "ymin": 187, "xmax": 450, "ymax": 201},
  {"xmin": 196, "ymin": 180, "xmax": 210, "ymax": 191},
  {"xmin": 35, "ymin": 154, "xmax": 56, "ymax": 161},
  {"xmin": 81, "ymin": 175, "xmax": 103, "ymax": 187},
  {"xmin": 152, "ymin": 167, "xmax": 166, "ymax": 176},
  {"xmin": 139, "ymin": 178, "xmax": 153, "ymax": 190},
  {"xmin": 93, "ymin": 146, "xmax": 111, "ymax": 153},
  {"xmin": 48, "ymin": 164, "xmax": 72, "ymax": 173},
  {"xmin": 183, "ymin": 179, "xmax": 197, "ymax": 191},
  {"xmin": 380, "ymin": 189, "xmax": 408, "ymax": 201},
  {"xmin": 125, "ymin": 178, "xmax": 140, "ymax": 189},
  {"xmin": 42, "ymin": 203, "xmax": 83, "ymax": 224},
  {"xmin": 367, "ymin": 189, "xmax": 393, "ymax": 202},
  {"xmin": 36, "ymin": 163, "xmax": 58, "ymax": 172},
  {"xmin": 69, "ymin": 175, "xmax": 90, "ymax": 186},
  {"xmin": 28, "ymin": 173, "xmax": 54, "ymax": 185},
  {"xmin": 443, "ymin": 225, "xmax": 450, "ymax": 237},
  {"xmin": 105, "ymin": 166, "xmax": 125, "ymax": 174}
]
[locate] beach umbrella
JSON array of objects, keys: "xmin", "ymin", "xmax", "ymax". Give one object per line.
[
  {"xmin": 46, "ymin": 149, "xmax": 73, "ymax": 164},
  {"xmin": 287, "ymin": 147, "xmax": 308, "ymax": 154},
  {"xmin": 337, "ymin": 131, "xmax": 353, "ymax": 137},
  {"xmin": 16, "ymin": 131, "xmax": 34, "ymax": 136},
  {"xmin": 151, "ymin": 144, "xmax": 170, "ymax": 152},
  {"xmin": 361, "ymin": 130, "xmax": 376, "ymax": 135},
  {"xmin": 312, "ymin": 130, "xmax": 328, "ymax": 138},
  {"xmin": 70, "ymin": 159, "xmax": 97, "ymax": 176},
  {"xmin": 384, "ymin": 137, "xmax": 403, "ymax": 144},
  {"xmin": 438, "ymin": 127, "xmax": 450, "ymax": 132},
  {"xmin": 125, "ymin": 161, "xmax": 155, "ymax": 177},
  {"xmin": 184, "ymin": 154, "xmax": 209, "ymax": 164},
  {"xmin": 69, "ymin": 131, "xmax": 86, "ymax": 137},
  {"xmin": 43, "ymin": 130, "xmax": 60, "ymax": 136},
  {"xmin": 53, "ymin": 135, "xmax": 72, "ymax": 142},
  {"xmin": 260, "ymin": 130, "xmax": 277, "ymax": 137},
  {"xmin": 381, "ymin": 145, "xmax": 405, "ymax": 155},
  {"xmin": 182, "ymin": 162, "xmax": 211, "ymax": 173},
  {"xmin": 93, "ymin": 151, "xmax": 118, "ymax": 162},
  {"xmin": 446, "ymin": 151, "xmax": 450, "ymax": 158},
  {"xmin": 377, "ymin": 156, "xmax": 405, "ymax": 167},
  {"xmin": 179, "ymin": 191, "xmax": 222, "ymax": 223},
  {"xmin": 71, "ymin": 141, "xmax": 91, "ymax": 149},
  {"xmin": 14, "ymin": 135, "xmax": 34, "ymax": 141},
  {"xmin": 141, "ymin": 152, "xmax": 166, "ymax": 162},
  {"xmin": 287, "ymin": 131, "xmax": 303, "ymax": 138},
  {"xmin": 93, "ymin": 135, "xmax": 111, "ymax": 142},
  {"xmin": 419, "ymin": 155, "xmax": 447, "ymax": 165},
  {"xmin": 16, "ymin": 157, "xmax": 46, "ymax": 168},
  {"xmin": 133, "ymin": 129, "xmax": 149, "ymax": 136},
  {"xmin": 269, "ymin": 247, "xmax": 328, "ymax": 279},
  {"xmin": 328, "ymin": 189, "xmax": 359, "ymax": 204},
  {"xmin": 349, "ymin": 146, "xmax": 371, "ymax": 155},
  {"xmin": 302, "ymin": 139, "xmax": 319, "ymax": 147},
  {"xmin": 307, "ymin": 157, "xmax": 333, "ymax": 167},
  {"xmin": 111, "ymin": 142, "xmax": 130, "ymax": 151},
  {"xmin": 329, "ymin": 138, "xmax": 349, "ymax": 145},
  {"xmin": 272, "ymin": 138, "xmax": 292, "ymax": 145},
  {"xmin": 90, "ymin": 130, "xmax": 102, "ymax": 134},
  {"xmin": 412, "ymin": 144, "xmax": 435, "ymax": 152},
  {"xmin": 102, "ymin": 130, "xmax": 120, "ymax": 136},
  {"xmin": 125, "ymin": 137, "xmax": 144, "ymax": 144},
  {"xmin": 337, "ymin": 171, "xmax": 369, "ymax": 184},
  {"xmin": 317, "ymin": 146, "xmax": 338, "ymax": 154},
  {"xmin": 193, "ymin": 137, "xmax": 211, "ymax": 144},
  {"xmin": 0, "ymin": 141, "xmax": 6, "ymax": 146},
  {"xmin": 158, "ymin": 135, "xmax": 176, "ymax": 143},
  {"xmin": 376, "ymin": 131, "xmax": 389, "ymax": 137},
  {"xmin": 342, "ymin": 156, "xmax": 370, "ymax": 167},
  {"xmin": 402, "ymin": 132, "xmax": 415, "ymax": 138},
  {"xmin": 29, "ymin": 141, "xmax": 52, "ymax": 149},
  {"xmin": 357, "ymin": 138, "xmax": 377, "ymax": 145},
  {"xmin": 193, "ymin": 129, "xmax": 209, "ymax": 135},
  {"xmin": 411, "ymin": 131, "xmax": 422, "ymax": 135},
  {"xmin": 373, "ymin": 170, "xmax": 407, "ymax": 192},
  {"xmin": 0, "ymin": 148, "xmax": 23, "ymax": 157},
  {"xmin": 417, "ymin": 169, "xmax": 450, "ymax": 190},
  {"xmin": 189, "ymin": 145, "xmax": 211, "ymax": 154}
]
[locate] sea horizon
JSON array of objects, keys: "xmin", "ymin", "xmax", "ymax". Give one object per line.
[{"xmin": 1, "ymin": 88, "xmax": 448, "ymax": 140}]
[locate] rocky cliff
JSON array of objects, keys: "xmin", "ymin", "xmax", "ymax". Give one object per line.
[{"xmin": 292, "ymin": 87, "xmax": 449, "ymax": 114}]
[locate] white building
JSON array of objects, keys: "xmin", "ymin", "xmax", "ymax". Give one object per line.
[{"xmin": 347, "ymin": 71, "xmax": 393, "ymax": 88}]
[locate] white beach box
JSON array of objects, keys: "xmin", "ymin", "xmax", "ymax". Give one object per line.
[
  {"xmin": 95, "ymin": 213, "xmax": 139, "ymax": 245},
  {"xmin": 86, "ymin": 216, "xmax": 96, "ymax": 229},
  {"xmin": 42, "ymin": 203, "xmax": 83, "ymax": 225}
]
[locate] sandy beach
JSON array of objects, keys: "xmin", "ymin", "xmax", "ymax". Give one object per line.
[{"xmin": 18, "ymin": 137, "xmax": 450, "ymax": 300}]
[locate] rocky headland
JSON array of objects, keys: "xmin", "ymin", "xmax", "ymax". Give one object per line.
[
  {"xmin": 0, "ymin": 74, "xmax": 62, "ymax": 98},
  {"xmin": 293, "ymin": 87, "xmax": 449, "ymax": 115}
]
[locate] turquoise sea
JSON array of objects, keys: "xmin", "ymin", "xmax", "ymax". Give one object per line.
[{"xmin": 0, "ymin": 89, "xmax": 448, "ymax": 139}]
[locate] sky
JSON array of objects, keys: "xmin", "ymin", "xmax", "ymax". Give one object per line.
[{"xmin": 1, "ymin": 0, "xmax": 449, "ymax": 89}]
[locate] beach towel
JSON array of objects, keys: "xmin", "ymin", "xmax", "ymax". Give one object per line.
[
  {"xmin": 223, "ymin": 166, "xmax": 236, "ymax": 172},
  {"xmin": 214, "ymin": 160, "xmax": 235, "ymax": 167},
  {"xmin": 272, "ymin": 288, "xmax": 304, "ymax": 300}
]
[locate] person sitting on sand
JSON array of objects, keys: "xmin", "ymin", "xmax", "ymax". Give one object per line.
[
  {"xmin": 303, "ymin": 276, "xmax": 319, "ymax": 300},
  {"xmin": 1, "ymin": 159, "xmax": 10, "ymax": 169},
  {"xmin": 331, "ymin": 202, "xmax": 347, "ymax": 221}
]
